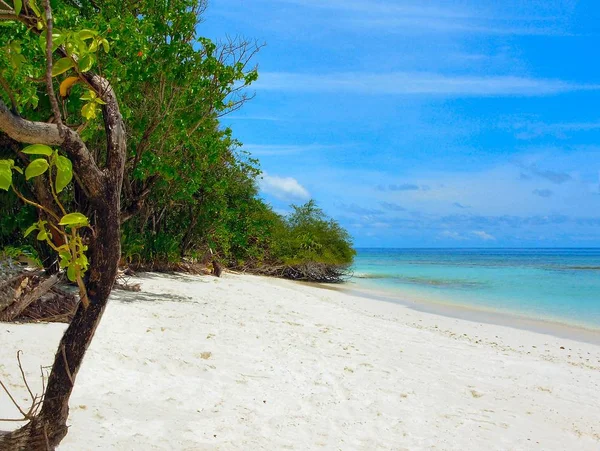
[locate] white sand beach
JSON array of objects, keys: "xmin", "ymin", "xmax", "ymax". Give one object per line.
[{"xmin": 1, "ymin": 272, "xmax": 599, "ymax": 450}]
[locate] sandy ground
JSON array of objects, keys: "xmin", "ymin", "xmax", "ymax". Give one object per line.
[{"xmin": 1, "ymin": 272, "xmax": 599, "ymax": 450}]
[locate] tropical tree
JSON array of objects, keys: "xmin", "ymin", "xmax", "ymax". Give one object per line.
[{"xmin": 0, "ymin": 1, "xmax": 126, "ymax": 448}]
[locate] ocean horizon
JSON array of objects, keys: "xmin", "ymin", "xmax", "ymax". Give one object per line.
[{"xmin": 350, "ymin": 247, "xmax": 600, "ymax": 331}]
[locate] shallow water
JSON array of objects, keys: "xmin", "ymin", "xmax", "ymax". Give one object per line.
[{"xmin": 351, "ymin": 248, "xmax": 600, "ymax": 329}]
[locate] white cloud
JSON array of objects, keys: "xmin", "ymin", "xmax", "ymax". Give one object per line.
[
  {"xmin": 512, "ymin": 120, "xmax": 600, "ymax": 140},
  {"xmin": 471, "ymin": 230, "xmax": 497, "ymax": 241},
  {"xmin": 439, "ymin": 230, "xmax": 496, "ymax": 241},
  {"xmin": 243, "ymin": 143, "xmax": 343, "ymax": 156},
  {"xmin": 273, "ymin": 0, "xmax": 569, "ymax": 36},
  {"xmin": 440, "ymin": 230, "xmax": 467, "ymax": 240},
  {"xmin": 255, "ymin": 72, "xmax": 599, "ymax": 97},
  {"xmin": 278, "ymin": 0, "xmax": 469, "ymax": 18},
  {"xmin": 259, "ymin": 173, "xmax": 310, "ymax": 201}
]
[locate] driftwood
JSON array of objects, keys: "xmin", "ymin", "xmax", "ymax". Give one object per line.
[
  {"xmin": 0, "ymin": 273, "xmax": 26, "ymax": 313},
  {"xmin": 14, "ymin": 287, "xmax": 78, "ymax": 324},
  {"xmin": 0, "ymin": 274, "xmax": 58, "ymax": 321},
  {"xmin": 251, "ymin": 262, "xmax": 351, "ymax": 283},
  {"xmin": 114, "ymin": 271, "xmax": 141, "ymax": 292},
  {"xmin": 0, "ymin": 271, "xmax": 77, "ymax": 323}
]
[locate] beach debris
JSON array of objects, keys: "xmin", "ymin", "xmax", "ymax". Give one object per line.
[
  {"xmin": 252, "ymin": 262, "xmax": 351, "ymax": 283},
  {"xmin": 470, "ymin": 389, "xmax": 484, "ymax": 398},
  {"xmin": 0, "ymin": 273, "xmax": 58, "ymax": 321},
  {"xmin": 0, "ymin": 267, "xmax": 78, "ymax": 323},
  {"xmin": 114, "ymin": 270, "xmax": 141, "ymax": 292}
]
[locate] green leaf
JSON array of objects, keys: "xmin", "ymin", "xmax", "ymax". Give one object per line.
[
  {"xmin": 55, "ymin": 155, "xmax": 73, "ymax": 193},
  {"xmin": 56, "ymin": 34, "xmax": 65, "ymax": 47},
  {"xmin": 29, "ymin": 0, "xmax": 41, "ymax": 17},
  {"xmin": 59, "ymin": 212, "xmax": 89, "ymax": 228},
  {"xmin": 78, "ymin": 54, "xmax": 95, "ymax": 73},
  {"xmin": 94, "ymin": 97, "xmax": 107, "ymax": 105},
  {"xmin": 9, "ymin": 41, "xmax": 21, "ymax": 54},
  {"xmin": 14, "ymin": 0, "xmax": 22, "ymax": 16},
  {"xmin": 78, "ymin": 29, "xmax": 97, "ymax": 40},
  {"xmin": 24, "ymin": 223, "xmax": 38, "ymax": 238},
  {"xmin": 101, "ymin": 38, "xmax": 110, "ymax": 53},
  {"xmin": 39, "ymin": 32, "xmax": 65, "ymax": 53},
  {"xmin": 59, "ymin": 251, "xmax": 71, "ymax": 268},
  {"xmin": 36, "ymin": 229, "xmax": 48, "ymax": 241},
  {"xmin": 52, "ymin": 57, "xmax": 74, "ymax": 77},
  {"xmin": 22, "ymin": 144, "xmax": 53, "ymax": 156},
  {"xmin": 9, "ymin": 52, "xmax": 25, "ymax": 70},
  {"xmin": 25, "ymin": 158, "xmax": 49, "ymax": 180},
  {"xmin": 0, "ymin": 162, "xmax": 12, "ymax": 191},
  {"xmin": 81, "ymin": 102, "xmax": 97, "ymax": 120},
  {"xmin": 67, "ymin": 264, "xmax": 76, "ymax": 282},
  {"xmin": 80, "ymin": 90, "xmax": 96, "ymax": 101},
  {"xmin": 75, "ymin": 254, "xmax": 88, "ymax": 270}
]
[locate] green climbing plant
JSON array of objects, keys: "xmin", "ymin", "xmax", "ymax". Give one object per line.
[{"xmin": 0, "ymin": 144, "xmax": 90, "ymax": 307}]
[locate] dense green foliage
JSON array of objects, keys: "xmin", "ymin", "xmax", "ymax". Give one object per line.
[
  {"xmin": 273, "ymin": 200, "xmax": 356, "ymax": 266},
  {"xmin": 0, "ymin": 0, "xmax": 355, "ymax": 280}
]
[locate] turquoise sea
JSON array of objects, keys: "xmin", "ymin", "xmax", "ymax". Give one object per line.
[{"xmin": 350, "ymin": 248, "xmax": 600, "ymax": 330}]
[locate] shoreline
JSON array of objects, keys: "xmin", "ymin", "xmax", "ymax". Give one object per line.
[{"xmin": 314, "ymin": 280, "xmax": 600, "ymax": 346}]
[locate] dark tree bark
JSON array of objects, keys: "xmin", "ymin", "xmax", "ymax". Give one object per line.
[
  {"xmin": 212, "ymin": 258, "xmax": 223, "ymax": 277},
  {"xmin": 180, "ymin": 204, "xmax": 200, "ymax": 257}
]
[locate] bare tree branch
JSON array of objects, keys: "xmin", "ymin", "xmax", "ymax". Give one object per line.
[
  {"xmin": 0, "ymin": 100, "xmax": 104, "ymax": 196},
  {"xmin": 0, "ymin": 72, "xmax": 18, "ymax": 112},
  {"xmin": 43, "ymin": 0, "xmax": 63, "ymax": 127},
  {"xmin": 0, "ymin": 8, "xmax": 30, "ymax": 25},
  {"xmin": 0, "ymin": 100, "xmax": 62, "ymax": 144}
]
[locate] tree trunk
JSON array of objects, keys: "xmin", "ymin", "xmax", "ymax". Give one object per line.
[
  {"xmin": 180, "ymin": 204, "xmax": 200, "ymax": 257},
  {"xmin": 0, "ymin": 182, "xmax": 122, "ymax": 451},
  {"xmin": 0, "ymin": 66, "xmax": 126, "ymax": 448}
]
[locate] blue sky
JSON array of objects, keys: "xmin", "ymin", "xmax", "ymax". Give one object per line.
[{"xmin": 201, "ymin": 0, "xmax": 600, "ymax": 248}]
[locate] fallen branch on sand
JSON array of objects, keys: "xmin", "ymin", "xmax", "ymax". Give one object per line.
[
  {"xmin": 250, "ymin": 262, "xmax": 352, "ymax": 283},
  {"xmin": 0, "ymin": 274, "xmax": 59, "ymax": 322},
  {"xmin": 114, "ymin": 271, "xmax": 142, "ymax": 292},
  {"xmin": 0, "ymin": 269, "xmax": 78, "ymax": 324}
]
